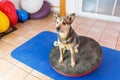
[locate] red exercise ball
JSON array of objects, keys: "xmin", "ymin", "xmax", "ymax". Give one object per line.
[{"xmin": 0, "ymin": 0, "xmax": 18, "ymax": 26}]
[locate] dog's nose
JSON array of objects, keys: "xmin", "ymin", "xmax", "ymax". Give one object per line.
[{"xmin": 56, "ymin": 27, "xmax": 60, "ymax": 31}]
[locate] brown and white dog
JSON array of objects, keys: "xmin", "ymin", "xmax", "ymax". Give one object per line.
[{"xmin": 54, "ymin": 13, "xmax": 80, "ymax": 67}]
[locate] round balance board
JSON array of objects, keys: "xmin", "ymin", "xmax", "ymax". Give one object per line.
[{"xmin": 50, "ymin": 36, "xmax": 102, "ymax": 77}]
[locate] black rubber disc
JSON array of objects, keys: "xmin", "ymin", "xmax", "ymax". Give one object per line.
[{"xmin": 50, "ymin": 36, "xmax": 102, "ymax": 77}]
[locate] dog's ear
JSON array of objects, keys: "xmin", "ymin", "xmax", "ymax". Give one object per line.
[
  {"xmin": 53, "ymin": 13, "xmax": 60, "ymax": 19},
  {"xmin": 66, "ymin": 13, "xmax": 75, "ymax": 24}
]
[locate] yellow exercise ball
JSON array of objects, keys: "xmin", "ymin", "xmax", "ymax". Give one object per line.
[{"xmin": 0, "ymin": 11, "xmax": 10, "ymax": 33}]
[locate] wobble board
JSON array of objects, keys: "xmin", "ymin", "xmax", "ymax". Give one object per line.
[{"xmin": 50, "ymin": 36, "xmax": 102, "ymax": 76}]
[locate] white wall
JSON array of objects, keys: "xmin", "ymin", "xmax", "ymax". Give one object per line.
[
  {"xmin": 45, "ymin": 0, "xmax": 60, "ymax": 12},
  {"xmin": 46, "ymin": 0, "xmax": 76, "ymax": 14},
  {"xmin": 66, "ymin": 0, "xmax": 76, "ymax": 14}
]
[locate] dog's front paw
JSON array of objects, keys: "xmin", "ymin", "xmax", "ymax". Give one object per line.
[
  {"xmin": 75, "ymin": 49, "xmax": 79, "ymax": 53},
  {"xmin": 54, "ymin": 41, "xmax": 58, "ymax": 46},
  {"xmin": 71, "ymin": 62, "xmax": 75, "ymax": 67},
  {"xmin": 59, "ymin": 58, "xmax": 63, "ymax": 63}
]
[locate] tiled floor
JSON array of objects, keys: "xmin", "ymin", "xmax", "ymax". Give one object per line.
[{"xmin": 0, "ymin": 13, "xmax": 120, "ymax": 80}]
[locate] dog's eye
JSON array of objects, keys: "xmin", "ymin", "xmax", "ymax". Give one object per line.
[{"xmin": 63, "ymin": 22, "xmax": 66, "ymax": 25}]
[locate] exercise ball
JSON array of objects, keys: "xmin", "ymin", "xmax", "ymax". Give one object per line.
[
  {"xmin": 16, "ymin": 9, "xmax": 29, "ymax": 22},
  {"xmin": 0, "ymin": 0, "xmax": 18, "ymax": 26},
  {"xmin": 21, "ymin": 0, "xmax": 44, "ymax": 13},
  {"xmin": 0, "ymin": 11, "xmax": 10, "ymax": 33},
  {"xmin": 10, "ymin": 0, "xmax": 21, "ymax": 9},
  {"xmin": 30, "ymin": 1, "xmax": 51, "ymax": 19}
]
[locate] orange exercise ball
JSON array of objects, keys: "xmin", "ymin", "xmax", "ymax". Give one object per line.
[{"xmin": 0, "ymin": 11, "xmax": 10, "ymax": 33}]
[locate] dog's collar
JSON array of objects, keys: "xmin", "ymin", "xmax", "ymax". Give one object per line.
[{"xmin": 58, "ymin": 26, "xmax": 74, "ymax": 44}]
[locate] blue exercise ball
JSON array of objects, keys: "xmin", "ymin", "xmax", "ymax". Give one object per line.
[{"xmin": 16, "ymin": 9, "xmax": 29, "ymax": 22}]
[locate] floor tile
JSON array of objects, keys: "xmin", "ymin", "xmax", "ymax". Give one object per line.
[
  {"xmin": 0, "ymin": 67, "xmax": 28, "ymax": 80},
  {"xmin": 94, "ymin": 20, "xmax": 108, "ymax": 27},
  {"xmin": 104, "ymin": 26, "xmax": 119, "ymax": 36},
  {"xmin": 75, "ymin": 27, "xmax": 88, "ymax": 36},
  {"xmin": 0, "ymin": 43, "xmax": 15, "ymax": 58},
  {"xmin": 90, "ymin": 25, "xmax": 105, "ymax": 33},
  {"xmin": 31, "ymin": 70, "xmax": 52, "ymax": 80},
  {"xmin": 79, "ymin": 23, "xmax": 93, "ymax": 31},
  {"xmin": 2, "ymin": 34, "xmax": 28, "ymax": 47},
  {"xmin": 45, "ymin": 23, "xmax": 56, "ymax": 32},
  {"xmin": 22, "ymin": 30, "xmax": 38, "ymax": 39},
  {"xmin": 16, "ymin": 62, "xmax": 33, "ymax": 73},
  {"xmin": 0, "ymin": 40, "xmax": 7, "ymax": 47},
  {"xmin": 86, "ymin": 31, "xmax": 102, "ymax": 41},
  {"xmin": 72, "ymin": 16, "xmax": 84, "ymax": 27},
  {"xmin": 1, "ymin": 33, "xmax": 19, "ymax": 43},
  {"xmin": 0, "ymin": 59, "xmax": 14, "ymax": 76},
  {"xmin": 4, "ymin": 55, "xmax": 19, "ymax": 65},
  {"xmin": 13, "ymin": 24, "xmax": 33, "ymax": 36},
  {"xmin": 25, "ymin": 74, "xmax": 40, "ymax": 80},
  {"xmin": 116, "ymin": 45, "xmax": 120, "ymax": 51},
  {"xmin": 82, "ymin": 17, "xmax": 96, "ymax": 24},
  {"xmin": 100, "ymin": 33, "xmax": 118, "ymax": 44},
  {"xmin": 117, "ymin": 37, "xmax": 120, "ymax": 45},
  {"xmin": 99, "ymin": 41, "xmax": 115, "ymax": 49},
  {"xmin": 107, "ymin": 22, "xmax": 120, "ymax": 30}
]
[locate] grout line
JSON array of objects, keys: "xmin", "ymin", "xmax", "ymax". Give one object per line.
[
  {"xmin": 30, "ymin": 74, "xmax": 42, "ymax": 80},
  {"xmin": 98, "ymin": 22, "xmax": 109, "ymax": 43},
  {"xmin": 3, "ymin": 56, "xmax": 19, "ymax": 65},
  {"xmin": 15, "ymin": 63, "xmax": 33, "ymax": 74},
  {"xmin": 85, "ymin": 20, "xmax": 97, "ymax": 36},
  {"xmin": 3, "ymin": 57, "xmax": 33, "ymax": 75},
  {"xmin": 23, "ymin": 72, "xmax": 30, "ymax": 80},
  {"xmin": 0, "ymin": 66, "xmax": 15, "ymax": 77},
  {"xmin": 115, "ymin": 30, "xmax": 120, "ymax": 49},
  {"xmin": 0, "ymin": 58, "xmax": 15, "ymax": 77},
  {"xmin": 1, "ymin": 36, "xmax": 26, "ymax": 49}
]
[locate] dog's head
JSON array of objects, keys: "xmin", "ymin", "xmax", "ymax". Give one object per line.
[{"xmin": 54, "ymin": 13, "xmax": 75, "ymax": 38}]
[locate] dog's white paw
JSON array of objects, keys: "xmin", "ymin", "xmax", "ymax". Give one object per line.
[
  {"xmin": 71, "ymin": 62, "xmax": 75, "ymax": 67},
  {"xmin": 59, "ymin": 58, "xmax": 63, "ymax": 63},
  {"xmin": 54, "ymin": 41, "xmax": 58, "ymax": 46},
  {"xmin": 75, "ymin": 49, "xmax": 79, "ymax": 53}
]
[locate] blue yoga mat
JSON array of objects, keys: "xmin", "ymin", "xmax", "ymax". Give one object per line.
[{"xmin": 11, "ymin": 31, "xmax": 120, "ymax": 80}]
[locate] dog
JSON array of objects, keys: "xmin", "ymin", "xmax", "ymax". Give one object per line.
[{"xmin": 54, "ymin": 13, "xmax": 80, "ymax": 67}]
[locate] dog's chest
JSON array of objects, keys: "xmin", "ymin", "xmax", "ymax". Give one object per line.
[{"xmin": 58, "ymin": 41, "xmax": 72, "ymax": 49}]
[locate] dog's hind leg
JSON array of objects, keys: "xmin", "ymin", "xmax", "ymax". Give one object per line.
[
  {"xmin": 74, "ymin": 44, "xmax": 79, "ymax": 54},
  {"xmin": 59, "ymin": 47, "xmax": 64, "ymax": 63},
  {"xmin": 70, "ymin": 48, "xmax": 75, "ymax": 67}
]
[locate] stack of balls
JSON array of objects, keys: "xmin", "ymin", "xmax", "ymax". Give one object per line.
[
  {"xmin": 0, "ymin": 0, "xmax": 51, "ymax": 33},
  {"xmin": 0, "ymin": 0, "xmax": 17, "ymax": 33}
]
